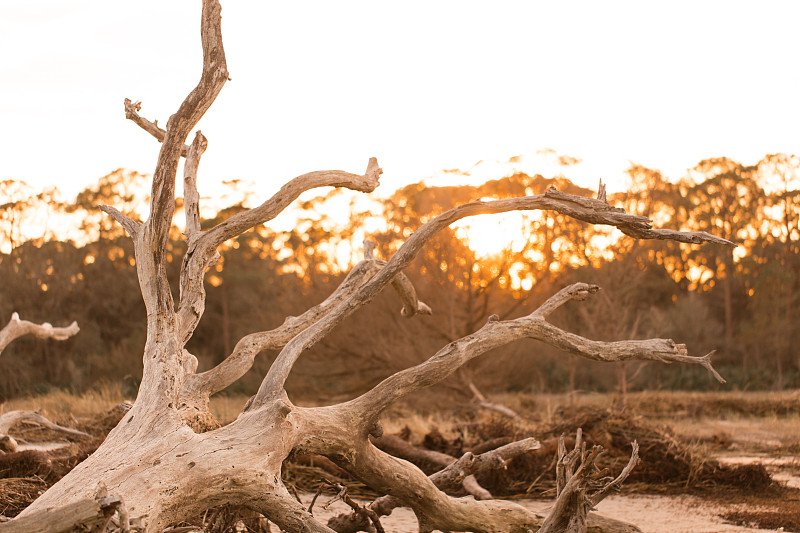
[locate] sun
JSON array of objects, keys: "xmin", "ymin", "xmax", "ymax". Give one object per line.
[{"xmin": 451, "ymin": 210, "xmax": 530, "ymax": 259}]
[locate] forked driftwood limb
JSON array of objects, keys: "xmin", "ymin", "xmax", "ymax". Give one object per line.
[
  {"xmin": 538, "ymin": 429, "xmax": 641, "ymax": 533},
  {"xmin": 371, "ymin": 434, "xmax": 495, "ymax": 499},
  {"xmin": 328, "ymin": 437, "xmax": 542, "ymax": 533},
  {"xmin": 0, "ymin": 313, "xmax": 79, "ymax": 356}
]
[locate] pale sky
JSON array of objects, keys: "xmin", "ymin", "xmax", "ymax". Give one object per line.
[{"xmin": 1, "ymin": 1, "xmax": 798, "ymax": 204}]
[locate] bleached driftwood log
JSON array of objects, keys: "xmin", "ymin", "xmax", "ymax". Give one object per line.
[
  {"xmin": 0, "ymin": 493, "xmax": 127, "ymax": 533},
  {"xmin": 0, "ymin": 313, "xmax": 79, "ymax": 356},
  {"xmin": 3, "ymin": 2, "xmax": 732, "ymax": 532},
  {"xmin": 0, "ymin": 410, "xmax": 90, "ymax": 453}
]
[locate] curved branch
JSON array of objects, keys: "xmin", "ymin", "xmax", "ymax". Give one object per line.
[
  {"xmin": 327, "ymin": 438, "xmax": 541, "ymax": 533},
  {"xmin": 183, "ymin": 131, "xmax": 208, "ymax": 238},
  {"xmin": 0, "ymin": 410, "xmax": 91, "ymax": 452},
  {"xmin": 371, "ymin": 434, "xmax": 492, "ymax": 499},
  {"xmin": 254, "ymin": 188, "xmax": 733, "ymax": 406},
  {"xmin": 345, "ymin": 282, "xmax": 724, "ymax": 423},
  {"xmin": 176, "ymin": 158, "xmax": 382, "ymax": 344},
  {"xmin": 206, "ymin": 158, "xmax": 382, "ymax": 248},
  {"xmin": 145, "ymin": 0, "xmax": 227, "ymax": 262},
  {"xmin": 0, "ymin": 313, "xmax": 79, "ymax": 355},
  {"xmin": 301, "ymin": 437, "xmax": 541, "ymax": 533},
  {"xmin": 186, "ymin": 242, "xmax": 429, "ymax": 398}
]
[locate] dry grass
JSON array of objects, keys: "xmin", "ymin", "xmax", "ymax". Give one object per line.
[
  {"xmin": 2, "ymin": 388, "xmax": 797, "ymax": 451},
  {"xmin": 209, "ymin": 395, "xmax": 249, "ymax": 424},
  {"xmin": 0, "ymin": 382, "xmax": 127, "ymax": 422}
]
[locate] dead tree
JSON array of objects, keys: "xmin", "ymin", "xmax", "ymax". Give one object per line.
[{"xmin": 4, "ymin": 2, "xmax": 731, "ymax": 531}]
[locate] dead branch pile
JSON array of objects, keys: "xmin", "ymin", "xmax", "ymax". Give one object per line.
[
  {"xmin": 352, "ymin": 408, "xmax": 773, "ymax": 499},
  {"xmin": 0, "ymin": 402, "xmax": 774, "ymax": 525}
]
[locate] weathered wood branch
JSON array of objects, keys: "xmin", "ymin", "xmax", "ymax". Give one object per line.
[
  {"xmin": 183, "ymin": 131, "xmax": 208, "ymax": 238},
  {"xmin": 175, "ymin": 158, "xmax": 383, "ymax": 345},
  {"xmin": 0, "ymin": 313, "xmax": 79, "ymax": 356},
  {"xmin": 328, "ymin": 282, "xmax": 724, "ymax": 426},
  {"xmin": 0, "ymin": 494, "xmax": 124, "ymax": 533},
  {"xmin": 539, "ymin": 430, "xmax": 641, "ymax": 533},
  {"xmin": 371, "ymin": 434, "xmax": 492, "ymax": 499},
  {"xmin": 123, "ymin": 98, "xmax": 189, "ymax": 157},
  {"xmin": 255, "ymin": 190, "xmax": 734, "ymax": 406},
  {"xmin": 327, "ymin": 437, "xmax": 541, "ymax": 533},
  {"xmin": 0, "ymin": 411, "xmax": 81, "ymax": 440},
  {"xmin": 98, "ymin": 205, "xmax": 143, "ymax": 238}
]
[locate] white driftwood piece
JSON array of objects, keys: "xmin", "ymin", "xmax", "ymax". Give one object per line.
[
  {"xmin": 0, "ymin": 410, "xmax": 91, "ymax": 453},
  {"xmin": 0, "ymin": 313, "xmax": 79, "ymax": 355},
  {"xmin": 4, "ymin": 1, "xmax": 732, "ymax": 531}
]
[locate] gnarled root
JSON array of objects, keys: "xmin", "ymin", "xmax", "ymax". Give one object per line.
[{"xmin": 538, "ymin": 429, "xmax": 641, "ymax": 533}]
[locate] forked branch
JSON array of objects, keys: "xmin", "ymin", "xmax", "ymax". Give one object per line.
[
  {"xmin": 186, "ymin": 238, "xmax": 428, "ymax": 397},
  {"xmin": 0, "ymin": 410, "xmax": 91, "ymax": 453},
  {"xmin": 255, "ymin": 186, "xmax": 733, "ymax": 405},
  {"xmin": 345, "ymin": 282, "xmax": 724, "ymax": 424},
  {"xmin": 176, "ymin": 158, "xmax": 383, "ymax": 344},
  {"xmin": 538, "ymin": 430, "xmax": 640, "ymax": 533},
  {"xmin": 123, "ymin": 98, "xmax": 189, "ymax": 157},
  {"xmin": 327, "ymin": 438, "xmax": 541, "ymax": 533},
  {"xmin": 145, "ymin": 0, "xmax": 227, "ymax": 261}
]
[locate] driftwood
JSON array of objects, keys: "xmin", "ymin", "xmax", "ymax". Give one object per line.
[
  {"xmin": 0, "ymin": 315, "xmax": 84, "ymax": 454},
  {"xmin": 0, "ymin": 411, "xmax": 91, "ymax": 453},
  {"xmin": 328, "ymin": 436, "xmax": 640, "ymax": 533},
  {"xmin": 1, "ymin": 1, "xmax": 732, "ymax": 532},
  {"xmin": 0, "ymin": 493, "xmax": 126, "ymax": 533},
  {"xmin": 0, "ymin": 313, "xmax": 79, "ymax": 356},
  {"xmin": 538, "ymin": 429, "xmax": 640, "ymax": 533}
]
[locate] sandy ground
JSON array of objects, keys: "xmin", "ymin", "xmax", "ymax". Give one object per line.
[{"xmin": 299, "ymin": 493, "xmax": 785, "ymax": 533}]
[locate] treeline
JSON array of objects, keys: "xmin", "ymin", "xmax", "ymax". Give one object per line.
[{"xmin": 0, "ymin": 154, "xmax": 797, "ymax": 400}]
